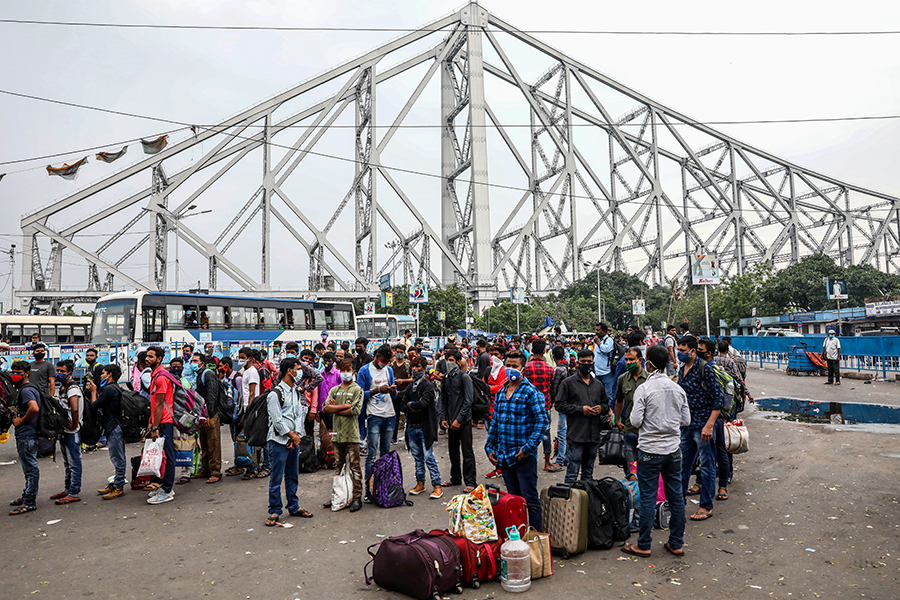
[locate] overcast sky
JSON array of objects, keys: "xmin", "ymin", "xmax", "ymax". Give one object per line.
[{"xmin": 1, "ymin": 0, "xmax": 899, "ymax": 305}]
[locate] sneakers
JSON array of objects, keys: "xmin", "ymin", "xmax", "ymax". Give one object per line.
[
  {"xmin": 429, "ymin": 485, "xmax": 443, "ymax": 499},
  {"xmin": 147, "ymin": 490, "xmax": 175, "ymax": 505},
  {"xmin": 97, "ymin": 485, "xmax": 114, "ymax": 496},
  {"xmin": 485, "ymin": 469, "xmax": 502, "ymax": 479},
  {"xmin": 363, "ymin": 495, "xmax": 373, "ymax": 504},
  {"xmin": 102, "ymin": 488, "xmax": 124, "ymax": 500},
  {"xmin": 409, "ymin": 482, "xmax": 426, "ymax": 496}
]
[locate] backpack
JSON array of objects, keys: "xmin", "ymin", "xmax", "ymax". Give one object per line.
[
  {"xmin": 468, "ymin": 373, "xmax": 491, "ymax": 421},
  {"xmin": 151, "ymin": 370, "xmax": 208, "ymax": 435},
  {"xmin": 25, "ymin": 384, "xmax": 67, "ymax": 440},
  {"xmin": 732, "ymin": 352, "xmax": 747, "ymax": 380},
  {"xmin": 571, "ymin": 479, "xmax": 617, "ymax": 549},
  {"xmin": 699, "ymin": 360, "xmax": 737, "ymax": 420},
  {"xmin": 257, "ymin": 364, "xmax": 275, "ymax": 392},
  {"xmin": 241, "ymin": 387, "xmax": 283, "ymax": 447},
  {"xmin": 0, "ymin": 372, "xmax": 17, "ymax": 408},
  {"xmin": 298, "ymin": 435, "xmax": 320, "ymax": 473},
  {"xmin": 319, "ymin": 428, "xmax": 335, "ymax": 469},
  {"xmin": 72, "ymin": 384, "xmax": 102, "ymax": 447},
  {"xmin": 196, "ymin": 369, "xmax": 233, "ymax": 425},
  {"xmin": 369, "ymin": 450, "xmax": 413, "ymax": 508},
  {"xmin": 620, "ymin": 478, "xmax": 640, "ymax": 533},
  {"xmin": 596, "ymin": 477, "xmax": 630, "ymax": 542},
  {"xmin": 120, "ymin": 387, "xmax": 150, "ymax": 440}
]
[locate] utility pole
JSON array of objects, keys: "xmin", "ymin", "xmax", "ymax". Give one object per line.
[{"xmin": 8, "ymin": 244, "xmax": 15, "ymax": 315}]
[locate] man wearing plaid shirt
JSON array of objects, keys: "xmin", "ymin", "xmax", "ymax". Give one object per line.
[
  {"xmin": 522, "ymin": 339, "xmax": 561, "ymax": 473},
  {"xmin": 485, "ymin": 351, "xmax": 549, "ymax": 531}
]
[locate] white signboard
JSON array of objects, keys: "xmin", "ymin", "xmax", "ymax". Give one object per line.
[
  {"xmin": 409, "ymin": 283, "xmax": 429, "ymax": 304},
  {"xmin": 364, "ymin": 301, "xmax": 375, "ymax": 315},
  {"xmin": 511, "ymin": 287, "xmax": 526, "ymax": 304},
  {"xmin": 865, "ymin": 299, "xmax": 900, "ymax": 317},
  {"xmin": 691, "ymin": 253, "xmax": 720, "ymax": 285},
  {"xmin": 631, "ymin": 299, "xmax": 646, "ymax": 315}
]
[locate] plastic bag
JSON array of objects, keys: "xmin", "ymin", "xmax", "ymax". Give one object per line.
[
  {"xmin": 331, "ymin": 463, "xmax": 353, "ymax": 511},
  {"xmin": 447, "ymin": 484, "xmax": 499, "ymax": 544},
  {"xmin": 137, "ymin": 437, "xmax": 165, "ymax": 478},
  {"xmin": 524, "ymin": 526, "xmax": 553, "ymax": 579}
]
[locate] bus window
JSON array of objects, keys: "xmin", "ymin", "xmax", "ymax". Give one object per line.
[
  {"xmin": 285, "ymin": 309, "xmax": 295, "ymax": 329},
  {"xmin": 57, "ymin": 325, "xmax": 72, "ymax": 344},
  {"xmin": 357, "ymin": 319, "xmax": 373, "ymax": 338},
  {"xmin": 200, "ymin": 306, "xmax": 225, "ymax": 329},
  {"xmin": 184, "ymin": 306, "xmax": 200, "ymax": 328},
  {"xmin": 231, "ymin": 307, "xmax": 252, "ymax": 328},
  {"xmin": 90, "ymin": 298, "xmax": 136, "ymax": 344},
  {"xmin": 41, "ymin": 325, "xmax": 56, "ymax": 344},
  {"xmin": 253, "ymin": 308, "xmax": 263, "ymax": 329},
  {"xmin": 23, "ymin": 325, "xmax": 38, "ymax": 342},
  {"xmin": 6, "ymin": 325, "xmax": 22, "ymax": 344},
  {"xmin": 168, "ymin": 304, "xmax": 199, "ymax": 328},
  {"xmin": 313, "ymin": 309, "xmax": 327, "ymax": 330},
  {"xmin": 388, "ymin": 319, "xmax": 398, "ymax": 338},
  {"xmin": 333, "ymin": 309, "xmax": 352, "ymax": 330},
  {"xmin": 143, "ymin": 308, "xmax": 164, "ymax": 342},
  {"xmin": 223, "ymin": 306, "xmax": 232, "ymax": 329},
  {"xmin": 373, "ymin": 318, "xmax": 390, "ymax": 339},
  {"xmin": 323, "ymin": 310, "xmax": 335, "ymax": 329},
  {"xmin": 290, "ymin": 308, "xmax": 308, "ymax": 330},
  {"xmin": 276, "ymin": 308, "xmax": 286, "ymax": 330},
  {"xmin": 73, "ymin": 326, "xmax": 87, "ymax": 343},
  {"xmin": 263, "ymin": 308, "xmax": 279, "ymax": 330}
]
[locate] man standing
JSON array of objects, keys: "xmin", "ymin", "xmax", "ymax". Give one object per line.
[
  {"xmin": 357, "ymin": 345, "xmax": 397, "ymax": 502},
  {"xmin": 9, "ymin": 361, "xmax": 41, "ymax": 515},
  {"xmin": 440, "ymin": 349, "xmax": 477, "ymax": 492},
  {"xmin": 676, "ymin": 335, "xmax": 724, "ymax": 521},
  {"xmin": 664, "ymin": 324, "xmax": 679, "ymax": 378},
  {"xmin": 485, "ymin": 351, "xmax": 549, "ymax": 531},
  {"xmin": 51, "ymin": 360, "xmax": 83, "ymax": 505},
  {"xmin": 264, "ymin": 357, "xmax": 313, "ymax": 526},
  {"xmin": 29, "ymin": 342, "xmax": 55, "ymax": 396},
  {"xmin": 192, "ymin": 357, "xmax": 224, "ymax": 484},
  {"xmin": 474, "ymin": 338, "xmax": 491, "ymax": 382},
  {"xmin": 402, "ymin": 329, "xmax": 414, "ymax": 350},
  {"xmin": 822, "ymin": 328, "xmax": 841, "ymax": 386},
  {"xmin": 146, "ymin": 346, "xmax": 177, "ymax": 505},
  {"xmin": 615, "ymin": 347, "xmax": 648, "ymax": 480},
  {"xmin": 83, "ymin": 348, "xmax": 105, "ymax": 387},
  {"xmin": 390, "ymin": 345, "xmax": 412, "ymax": 443},
  {"xmin": 353, "ymin": 337, "xmax": 374, "ymax": 444},
  {"xmin": 555, "ymin": 349, "xmax": 612, "ymax": 485},
  {"xmin": 271, "ymin": 340, "xmax": 285, "ymax": 372},
  {"xmin": 89, "ymin": 365, "xmax": 127, "ymax": 500},
  {"xmin": 622, "ymin": 345, "xmax": 690, "ymax": 558},
  {"xmin": 592, "ymin": 323, "xmax": 616, "ymax": 400},
  {"xmin": 403, "ymin": 356, "xmax": 443, "ymax": 500},
  {"xmin": 549, "ymin": 345, "xmax": 572, "ymax": 469},
  {"xmin": 522, "ymin": 339, "xmax": 560, "ymax": 473}
]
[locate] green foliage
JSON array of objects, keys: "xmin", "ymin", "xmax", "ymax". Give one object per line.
[{"xmin": 62, "ymin": 304, "xmax": 77, "ymax": 316}]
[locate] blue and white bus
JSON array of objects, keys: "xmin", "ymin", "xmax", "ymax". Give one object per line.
[
  {"xmin": 89, "ymin": 291, "xmax": 357, "ymax": 345},
  {"xmin": 355, "ymin": 314, "xmax": 416, "ymax": 343}
]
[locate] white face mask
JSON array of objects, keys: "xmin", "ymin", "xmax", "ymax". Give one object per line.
[{"xmin": 340, "ymin": 372, "xmax": 354, "ymax": 383}]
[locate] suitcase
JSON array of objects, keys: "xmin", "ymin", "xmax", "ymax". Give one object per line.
[
  {"xmin": 365, "ymin": 529, "xmax": 463, "ymax": 600},
  {"xmin": 571, "ymin": 479, "xmax": 616, "ymax": 549},
  {"xmin": 540, "ymin": 484, "xmax": 589, "ymax": 558},
  {"xmin": 485, "ymin": 484, "xmax": 529, "ymax": 542},
  {"xmin": 429, "ymin": 529, "xmax": 500, "ymax": 589}
]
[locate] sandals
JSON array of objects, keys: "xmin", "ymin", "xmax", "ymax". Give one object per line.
[
  {"xmin": 622, "ymin": 543, "xmax": 651, "ymax": 558},
  {"xmin": 175, "ymin": 476, "xmax": 191, "ymax": 485},
  {"xmin": 224, "ymin": 467, "xmax": 245, "ymax": 477},
  {"xmin": 9, "ymin": 505, "xmax": 36, "ymax": 516},
  {"xmin": 686, "ymin": 484, "xmax": 702, "ymax": 496},
  {"xmin": 55, "ymin": 496, "xmax": 81, "ymax": 505},
  {"xmin": 49, "ymin": 492, "xmax": 69, "ymax": 500},
  {"xmin": 265, "ymin": 514, "xmax": 280, "ymax": 527},
  {"xmin": 690, "ymin": 509, "xmax": 713, "ymax": 521},
  {"xmin": 289, "ymin": 509, "xmax": 313, "ymax": 518},
  {"xmin": 9, "ymin": 497, "xmax": 24, "ymax": 507},
  {"xmin": 664, "ymin": 542, "xmax": 684, "ymax": 557},
  {"xmin": 190, "ymin": 472, "xmax": 210, "ymax": 480},
  {"xmin": 716, "ymin": 488, "xmax": 729, "ymax": 501},
  {"xmin": 145, "ymin": 483, "xmax": 161, "ymax": 492},
  {"xmin": 255, "ymin": 469, "xmax": 270, "ymax": 479},
  {"xmin": 206, "ymin": 476, "xmax": 221, "ymax": 484},
  {"xmin": 544, "ymin": 465, "xmax": 564, "ymax": 473},
  {"xmin": 242, "ymin": 471, "xmax": 257, "ymax": 481}
]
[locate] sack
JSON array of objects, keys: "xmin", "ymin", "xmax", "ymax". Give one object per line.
[
  {"xmin": 447, "ymin": 484, "xmax": 499, "ymax": 544},
  {"xmin": 571, "ymin": 479, "xmax": 616, "ymax": 549},
  {"xmin": 130, "ymin": 455, "xmax": 160, "ymax": 490},
  {"xmin": 152, "ymin": 371, "xmax": 208, "ymax": 434},
  {"xmin": 468, "ymin": 373, "xmax": 492, "ymax": 421},
  {"xmin": 655, "ymin": 501, "xmax": 671, "ymax": 530},
  {"xmin": 364, "ymin": 530, "xmax": 463, "ymax": 599},
  {"xmin": 724, "ymin": 423, "xmax": 750, "ymax": 454},
  {"xmin": 331, "ymin": 462, "xmax": 354, "ymax": 511},
  {"xmin": 27, "ymin": 385, "xmax": 68, "ymax": 439},
  {"xmin": 429, "ymin": 529, "xmax": 501, "ymax": 588},
  {"xmin": 137, "ymin": 437, "xmax": 165, "ymax": 478},
  {"xmin": 523, "ymin": 526, "xmax": 553, "ymax": 580},
  {"xmin": 197, "ymin": 369, "xmax": 233, "ymax": 425},
  {"xmin": 174, "ymin": 436, "xmax": 198, "ymax": 468},
  {"xmin": 540, "ymin": 484, "xmax": 589, "ymax": 558},
  {"xmin": 620, "ymin": 478, "xmax": 640, "ymax": 533},
  {"xmin": 596, "ymin": 477, "xmax": 630, "ymax": 541},
  {"xmin": 597, "ymin": 429, "xmax": 626, "ymax": 466},
  {"xmin": 298, "ymin": 435, "xmax": 320, "ymax": 473},
  {"xmin": 319, "ymin": 428, "xmax": 335, "ymax": 469},
  {"xmin": 485, "ymin": 484, "xmax": 529, "ymax": 542},
  {"xmin": 242, "ymin": 387, "xmax": 283, "ymax": 447},
  {"xmin": 369, "ymin": 450, "xmax": 411, "ymax": 508}
]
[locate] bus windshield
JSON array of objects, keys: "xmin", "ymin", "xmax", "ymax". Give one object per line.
[{"xmin": 91, "ymin": 298, "xmax": 137, "ymax": 343}]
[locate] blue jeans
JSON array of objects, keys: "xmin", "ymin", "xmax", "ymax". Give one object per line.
[
  {"xmin": 107, "ymin": 426, "xmax": 127, "ymax": 489},
  {"xmin": 564, "ymin": 441, "xmax": 599, "ymax": 485},
  {"xmin": 680, "ymin": 426, "xmax": 717, "ymax": 511},
  {"xmin": 407, "ymin": 425, "xmax": 441, "ymax": 486},
  {"xmin": 17, "ymin": 437, "xmax": 40, "ymax": 507},
  {"xmin": 598, "ymin": 372, "xmax": 617, "ymax": 401},
  {"xmin": 160, "ymin": 423, "xmax": 176, "ymax": 494},
  {"xmin": 60, "ymin": 432, "xmax": 82, "ymax": 497},
  {"xmin": 500, "ymin": 454, "xmax": 542, "ymax": 532},
  {"xmin": 714, "ymin": 419, "xmax": 732, "ymax": 488},
  {"xmin": 266, "ymin": 440, "xmax": 299, "ymax": 516},
  {"xmin": 365, "ymin": 415, "xmax": 395, "ymax": 493},
  {"xmin": 541, "ymin": 410, "xmax": 553, "ymax": 456},
  {"xmin": 555, "ymin": 412, "xmax": 568, "ymax": 465},
  {"xmin": 358, "ymin": 401, "xmax": 368, "ymax": 444},
  {"xmin": 636, "ymin": 449, "xmax": 685, "ymax": 551},
  {"xmin": 623, "ymin": 432, "xmax": 638, "ymax": 478}
]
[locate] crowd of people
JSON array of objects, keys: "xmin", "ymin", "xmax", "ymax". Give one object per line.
[{"xmin": 7, "ymin": 324, "xmax": 753, "ymax": 558}]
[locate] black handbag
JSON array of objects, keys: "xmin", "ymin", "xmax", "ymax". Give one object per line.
[{"xmin": 597, "ymin": 429, "xmax": 626, "ymax": 465}]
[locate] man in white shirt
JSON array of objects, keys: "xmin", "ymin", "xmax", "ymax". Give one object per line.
[
  {"xmin": 357, "ymin": 345, "xmax": 397, "ymax": 502},
  {"xmin": 237, "ymin": 346, "xmax": 264, "ymax": 478},
  {"xmin": 625, "ymin": 345, "xmax": 691, "ymax": 558},
  {"xmin": 822, "ymin": 329, "xmax": 841, "ymax": 385},
  {"xmin": 52, "ymin": 359, "xmax": 83, "ymax": 504}
]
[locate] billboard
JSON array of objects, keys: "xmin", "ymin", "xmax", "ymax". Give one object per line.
[
  {"xmin": 511, "ymin": 287, "xmax": 526, "ymax": 304},
  {"xmin": 364, "ymin": 301, "xmax": 375, "ymax": 315},
  {"xmin": 632, "ymin": 299, "xmax": 646, "ymax": 315},
  {"xmin": 408, "ymin": 308, "xmax": 419, "ymax": 319},
  {"xmin": 826, "ymin": 278, "xmax": 848, "ymax": 301},
  {"xmin": 691, "ymin": 252, "xmax": 720, "ymax": 285},
  {"xmin": 409, "ymin": 283, "xmax": 429, "ymax": 304}
]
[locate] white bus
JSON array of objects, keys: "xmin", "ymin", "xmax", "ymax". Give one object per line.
[
  {"xmin": 90, "ymin": 291, "xmax": 357, "ymax": 345},
  {"xmin": 0, "ymin": 315, "xmax": 91, "ymax": 345},
  {"xmin": 355, "ymin": 314, "xmax": 416, "ymax": 342}
]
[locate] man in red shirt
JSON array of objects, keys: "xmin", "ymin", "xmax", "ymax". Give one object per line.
[
  {"xmin": 146, "ymin": 345, "xmax": 177, "ymax": 505},
  {"xmin": 522, "ymin": 339, "xmax": 562, "ymax": 472}
]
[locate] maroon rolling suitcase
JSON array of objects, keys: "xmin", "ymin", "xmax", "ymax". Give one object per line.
[
  {"xmin": 365, "ymin": 529, "xmax": 463, "ymax": 599},
  {"xmin": 485, "ymin": 483, "xmax": 529, "ymax": 542},
  {"xmin": 429, "ymin": 529, "xmax": 500, "ymax": 588}
]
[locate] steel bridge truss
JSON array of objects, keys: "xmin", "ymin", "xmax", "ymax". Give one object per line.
[{"xmin": 18, "ymin": 3, "xmax": 900, "ymax": 312}]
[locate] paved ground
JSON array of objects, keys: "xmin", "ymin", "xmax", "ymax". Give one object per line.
[
  {"xmin": 750, "ymin": 365, "xmax": 899, "ymax": 406},
  {"xmin": 2, "ymin": 369, "xmax": 899, "ymax": 599}
]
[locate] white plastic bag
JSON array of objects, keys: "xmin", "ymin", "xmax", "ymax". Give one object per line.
[
  {"xmin": 137, "ymin": 437, "xmax": 165, "ymax": 478},
  {"xmin": 331, "ymin": 463, "xmax": 353, "ymax": 511}
]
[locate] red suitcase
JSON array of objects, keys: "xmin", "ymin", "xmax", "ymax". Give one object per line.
[
  {"xmin": 485, "ymin": 484, "xmax": 529, "ymax": 542},
  {"xmin": 429, "ymin": 530, "xmax": 500, "ymax": 588}
]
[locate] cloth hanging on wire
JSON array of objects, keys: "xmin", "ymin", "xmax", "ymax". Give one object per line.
[
  {"xmin": 46, "ymin": 157, "xmax": 88, "ymax": 180},
  {"xmin": 96, "ymin": 145, "xmax": 128, "ymax": 163},
  {"xmin": 141, "ymin": 135, "xmax": 168, "ymax": 154}
]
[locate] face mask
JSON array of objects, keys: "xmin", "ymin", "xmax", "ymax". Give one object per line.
[
  {"xmin": 340, "ymin": 372, "xmax": 354, "ymax": 382},
  {"xmin": 412, "ymin": 370, "xmax": 425, "ymax": 381},
  {"xmin": 287, "ymin": 352, "xmax": 297, "ymax": 358},
  {"xmin": 625, "ymin": 362, "xmax": 640, "ymax": 374},
  {"xmin": 188, "ymin": 363, "xmax": 200, "ymax": 373},
  {"xmin": 86, "ymin": 357, "xmax": 96, "ymax": 365},
  {"xmin": 100, "ymin": 379, "xmax": 108, "ymax": 388},
  {"xmin": 34, "ymin": 353, "xmax": 45, "ymax": 361},
  {"xmin": 677, "ymin": 351, "xmax": 692, "ymax": 363},
  {"xmin": 395, "ymin": 354, "xmax": 406, "ymax": 361},
  {"xmin": 56, "ymin": 372, "xmax": 68, "ymax": 384},
  {"xmin": 505, "ymin": 368, "xmax": 521, "ymax": 382},
  {"xmin": 169, "ymin": 368, "xmax": 183, "ymax": 377},
  {"xmin": 10, "ymin": 373, "xmax": 24, "ymax": 383},
  {"xmin": 445, "ymin": 361, "xmax": 459, "ymax": 375},
  {"xmin": 324, "ymin": 363, "xmax": 333, "ymax": 371},
  {"xmin": 205, "ymin": 349, "xmax": 214, "ymax": 356},
  {"xmin": 577, "ymin": 363, "xmax": 593, "ymax": 375},
  {"xmin": 236, "ymin": 359, "xmax": 247, "ymax": 369},
  {"xmin": 828, "ymin": 333, "xmax": 834, "ymax": 338}
]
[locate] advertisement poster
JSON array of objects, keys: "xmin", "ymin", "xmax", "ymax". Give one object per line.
[
  {"xmin": 409, "ymin": 283, "xmax": 429, "ymax": 304},
  {"xmin": 364, "ymin": 301, "xmax": 376, "ymax": 315},
  {"xmin": 510, "ymin": 287, "xmax": 526, "ymax": 304},
  {"xmin": 632, "ymin": 299, "xmax": 646, "ymax": 315},
  {"xmin": 0, "ymin": 346, "xmax": 32, "ymax": 371},
  {"xmin": 826, "ymin": 278, "xmax": 848, "ymax": 301},
  {"xmin": 59, "ymin": 344, "xmax": 116, "ymax": 367},
  {"xmin": 691, "ymin": 253, "xmax": 720, "ymax": 285}
]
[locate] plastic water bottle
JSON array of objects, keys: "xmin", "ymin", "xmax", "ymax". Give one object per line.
[{"xmin": 500, "ymin": 526, "xmax": 531, "ymax": 593}]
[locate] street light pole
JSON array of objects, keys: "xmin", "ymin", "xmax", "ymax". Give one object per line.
[
  {"xmin": 155, "ymin": 204, "xmax": 211, "ymax": 291},
  {"xmin": 583, "ymin": 262, "xmax": 603, "ymax": 324}
]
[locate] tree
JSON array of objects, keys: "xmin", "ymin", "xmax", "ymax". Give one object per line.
[
  {"xmin": 711, "ymin": 263, "xmax": 775, "ymax": 329},
  {"xmin": 758, "ymin": 254, "xmax": 841, "ymax": 312},
  {"xmin": 62, "ymin": 304, "xmax": 77, "ymax": 316}
]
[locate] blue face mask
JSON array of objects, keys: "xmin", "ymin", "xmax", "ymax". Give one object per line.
[
  {"xmin": 676, "ymin": 351, "xmax": 692, "ymax": 363},
  {"xmin": 505, "ymin": 368, "xmax": 522, "ymax": 382},
  {"xmin": 56, "ymin": 372, "xmax": 68, "ymax": 384},
  {"xmin": 169, "ymin": 368, "xmax": 183, "ymax": 378},
  {"xmin": 99, "ymin": 379, "xmax": 108, "ymax": 388},
  {"xmin": 187, "ymin": 363, "xmax": 200, "ymax": 373}
]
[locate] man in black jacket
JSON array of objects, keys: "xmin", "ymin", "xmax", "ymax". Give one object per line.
[
  {"xmin": 402, "ymin": 357, "xmax": 443, "ymax": 499},
  {"xmin": 439, "ymin": 349, "xmax": 476, "ymax": 492}
]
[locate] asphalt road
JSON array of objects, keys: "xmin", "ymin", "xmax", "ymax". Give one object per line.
[{"xmin": 2, "ymin": 372, "xmax": 899, "ymax": 599}]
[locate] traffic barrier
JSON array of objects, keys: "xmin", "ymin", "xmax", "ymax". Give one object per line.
[{"xmin": 730, "ymin": 335, "xmax": 900, "ymax": 378}]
